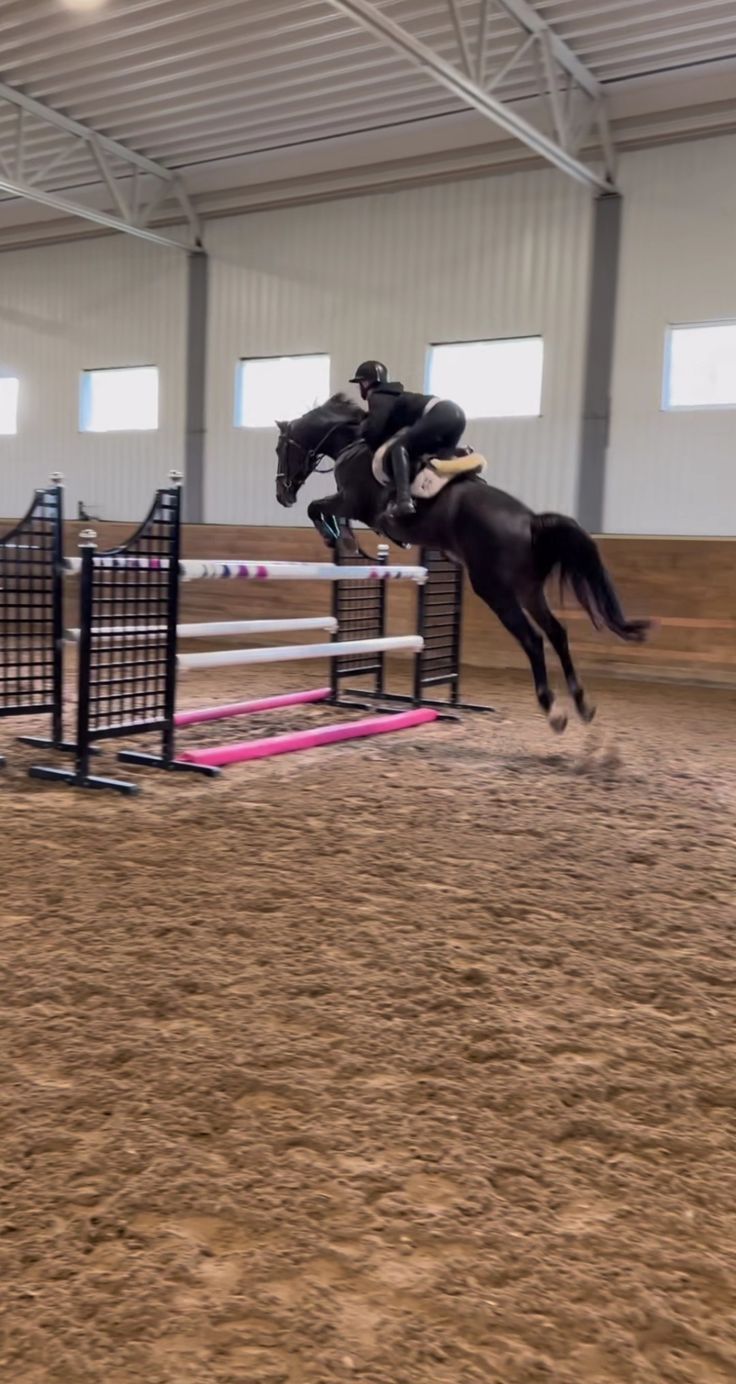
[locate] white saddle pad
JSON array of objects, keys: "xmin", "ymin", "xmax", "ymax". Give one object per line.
[{"xmin": 372, "ymin": 441, "xmax": 485, "ymax": 500}]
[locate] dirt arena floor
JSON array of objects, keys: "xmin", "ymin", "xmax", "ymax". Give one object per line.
[{"xmin": 1, "ymin": 667, "xmax": 735, "ymax": 1384}]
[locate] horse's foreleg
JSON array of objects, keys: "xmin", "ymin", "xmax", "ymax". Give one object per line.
[
  {"xmin": 470, "ymin": 571, "xmax": 567, "ymax": 732},
  {"xmin": 307, "ymin": 495, "xmax": 344, "ymax": 550},
  {"xmin": 525, "ymin": 588, "xmax": 596, "ymax": 723},
  {"xmin": 307, "ymin": 496, "xmax": 371, "ymax": 560}
]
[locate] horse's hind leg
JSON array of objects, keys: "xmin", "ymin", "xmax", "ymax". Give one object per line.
[
  {"xmin": 469, "ymin": 571, "xmax": 567, "ymax": 732},
  {"xmin": 525, "ymin": 588, "xmax": 596, "ymax": 723}
]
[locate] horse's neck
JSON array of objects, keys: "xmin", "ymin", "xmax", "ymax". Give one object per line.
[{"xmin": 326, "ymin": 421, "xmax": 361, "ymax": 457}]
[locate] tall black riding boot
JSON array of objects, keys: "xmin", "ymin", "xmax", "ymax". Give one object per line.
[{"xmin": 385, "ymin": 444, "xmax": 416, "ymax": 520}]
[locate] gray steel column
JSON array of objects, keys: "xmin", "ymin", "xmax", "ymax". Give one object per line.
[
  {"xmin": 576, "ymin": 192, "xmax": 622, "ymax": 533},
  {"xmin": 183, "ymin": 250, "xmax": 208, "ymax": 523}
]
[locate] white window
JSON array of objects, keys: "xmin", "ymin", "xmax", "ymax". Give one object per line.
[
  {"xmin": 427, "ymin": 337, "xmax": 543, "ymax": 419},
  {"xmin": 663, "ymin": 322, "xmax": 736, "ymax": 410},
  {"xmin": 235, "ymin": 354, "xmax": 330, "ymax": 428},
  {"xmin": 80, "ymin": 366, "xmax": 159, "ymax": 432},
  {"xmin": 0, "ymin": 377, "xmax": 19, "ymax": 435}
]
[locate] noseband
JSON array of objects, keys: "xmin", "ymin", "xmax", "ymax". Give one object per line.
[{"xmin": 277, "ymin": 420, "xmax": 345, "ymax": 499}]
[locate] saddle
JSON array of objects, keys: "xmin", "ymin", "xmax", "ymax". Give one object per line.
[{"xmin": 372, "ymin": 441, "xmax": 487, "ymax": 501}]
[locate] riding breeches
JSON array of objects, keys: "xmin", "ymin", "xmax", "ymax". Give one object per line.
[{"xmin": 397, "ymin": 398, "xmax": 466, "ymax": 461}]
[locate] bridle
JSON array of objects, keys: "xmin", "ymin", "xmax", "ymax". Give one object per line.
[{"xmin": 276, "ymin": 419, "xmax": 346, "ymax": 500}]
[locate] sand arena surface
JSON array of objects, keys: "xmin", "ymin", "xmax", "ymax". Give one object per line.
[{"xmin": 1, "ymin": 670, "xmax": 735, "ymax": 1383}]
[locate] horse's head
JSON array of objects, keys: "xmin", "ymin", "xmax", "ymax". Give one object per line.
[{"xmin": 275, "ymin": 393, "xmax": 362, "ymax": 508}]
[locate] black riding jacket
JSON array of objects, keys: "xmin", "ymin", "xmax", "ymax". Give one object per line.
[{"xmin": 359, "ymin": 381, "xmax": 434, "ymax": 450}]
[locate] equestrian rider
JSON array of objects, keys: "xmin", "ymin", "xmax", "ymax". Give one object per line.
[{"xmin": 349, "ymin": 361, "xmax": 466, "ymax": 521}]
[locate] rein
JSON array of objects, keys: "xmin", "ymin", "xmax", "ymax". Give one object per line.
[{"xmin": 277, "ymin": 419, "xmax": 346, "ymax": 498}]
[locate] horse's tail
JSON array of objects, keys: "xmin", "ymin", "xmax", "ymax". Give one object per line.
[{"xmin": 532, "ymin": 513, "xmax": 651, "ymax": 643}]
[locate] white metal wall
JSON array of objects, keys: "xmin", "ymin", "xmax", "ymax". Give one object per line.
[
  {"xmin": 0, "ymin": 237, "xmax": 186, "ymax": 521},
  {"xmin": 204, "ymin": 169, "xmax": 592, "ymax": 526},
  {"xmin": 606, "ymin": 134, "xmax": 736, "ymax": 536},
  {"xmin": 3, "ymin": 134, "xmax": 733, "ymax": 536}
]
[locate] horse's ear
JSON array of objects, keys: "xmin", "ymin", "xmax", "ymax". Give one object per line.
[{"xmin": 275, "ymin": 419, "xmax": 287, "ymax": 432}]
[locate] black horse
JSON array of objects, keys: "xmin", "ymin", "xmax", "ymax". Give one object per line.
[{"xmin": 275, "ymin": 394, "xmax": 649, "ymax": 730}]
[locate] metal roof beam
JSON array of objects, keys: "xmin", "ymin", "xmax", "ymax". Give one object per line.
[
  {"xmin": 0, "ymin": 78, "xmax": 200, "ymax": 250},
  {"xmin": 325, "ymin": 0, "xmax": 616, "ymax": 191},
  {"xmin": 492, "ymin": 0, "xmax": 602, "ymax": 99},
  {"xmin": 0, "ymin": 170, "xmax": 198, "ymax": 252},
  {"xmin": 0, "ymin": 79, "xmax": 174, "ymax": 180}
]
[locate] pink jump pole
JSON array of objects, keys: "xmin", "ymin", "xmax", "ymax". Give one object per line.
[
  {"xmin": 178, "ymin": 707, "xmax": 439, "ymax": 768},
  {"xmin": 174, "ymin": 686, "xmax": 331, "ymax": 729}
]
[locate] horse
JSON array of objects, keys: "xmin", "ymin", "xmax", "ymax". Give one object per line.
[{"xmin": 275, "ymin": 394, "xmax": 650, "ymax": 731}]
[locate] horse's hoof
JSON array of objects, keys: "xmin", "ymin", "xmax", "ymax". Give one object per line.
[
  {"xmin": 578, "ymin": 700, "xmax": 597, "ymax": 724},
  {"xmin": 548, "ymin": 709, "xmax": 568, "ymax": 734}
]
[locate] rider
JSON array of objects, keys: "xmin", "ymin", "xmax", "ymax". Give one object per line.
[{"xmin": 349, "ymin": 361, "xmax": 466, "ymax": 521}]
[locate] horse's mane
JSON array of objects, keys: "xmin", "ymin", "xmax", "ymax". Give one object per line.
[
  {"xmin": 307, "ymin": 392, "xmax": 363, "ymax": 425},
  {"xmin": 288, "ymin": 391, "xmax": 363, "ymax": 445}
]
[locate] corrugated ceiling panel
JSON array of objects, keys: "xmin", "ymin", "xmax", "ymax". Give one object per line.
[{"xmin": 0, "ymin": 0, "xmax": 732, "ymax": 191}]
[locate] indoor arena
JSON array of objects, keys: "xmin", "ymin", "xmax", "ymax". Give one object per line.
[{"xmin": 1, "ymin": 3, "xmax": 734, "ymax": 1381}]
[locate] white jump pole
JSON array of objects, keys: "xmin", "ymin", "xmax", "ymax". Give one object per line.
[
  {"xmin": 178, "ymin": 634, "xmax": 423, "ymax": 672},
  {"xmin": 178, "ymin": 633, "xmax": 423, "ymax": 669},
  {"xmin": 64, "ymin": 616, "xmax": 338, "ymax": 643}
]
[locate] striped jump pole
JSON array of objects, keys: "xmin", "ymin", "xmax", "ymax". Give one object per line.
[
  {"xmin": 178, "ymin": 559, "xmax": 427, "ymax": 583},
  {"xmin": 62, "ymin": 556, "xmax": 428, "ymax": 584}
]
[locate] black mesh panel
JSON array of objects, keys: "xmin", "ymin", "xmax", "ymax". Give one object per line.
[
  {"xmin": 85, "ymin": 487, "xmax": 179, "ymax": 741},
  {"xmin": 415, "ymin": 549, "xmax": 464, "ymax": 700},
  {"xmin": 0, "ymin": 482, "xmax": 63, "ymax": 727},
  {"xmin": 332, "ymin": 551, "xmax": 386, "ymax": 692}
]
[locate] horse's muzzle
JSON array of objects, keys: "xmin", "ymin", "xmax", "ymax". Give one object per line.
[{"xmin": 276, "ymin": 480, "xmax": 296, "ymax": 508}]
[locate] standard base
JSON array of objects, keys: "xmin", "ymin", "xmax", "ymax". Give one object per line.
[
  {"xmin": 29, "ymin": 764, "xmax": 139, "ymax": 795},
  {"xmin": 327, "ymin": 697, "xmax": 375, "ymax": 713},
  {"xmin": 332, "ymin": 696, "xmax": 459, "ymax": 723},
  {"xmin": 18, "ymin": 735, "xmax": 85, "ymax": 752},
  {"xmin": 451, "ymin": 701, "xmax": 497, "ymax": 714},
  {"xmin": 339, "ymin": 688, "xmax": 495, "ymax": 716},
  {"xmin": 117, "ymin": 750, "xmax": 220, "ymax": 778}
]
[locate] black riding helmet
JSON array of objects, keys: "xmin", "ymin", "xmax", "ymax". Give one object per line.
[{"xmin": 350, "ymin": 360, "xmax": 388, "ymax": 389}]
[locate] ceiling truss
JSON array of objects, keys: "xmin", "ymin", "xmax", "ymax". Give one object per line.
[
  {"xmin": 326, "ymin": 0, "xmax": 618, "ymax": 193},
  {"xmin": 0, "ymin": 80, "xmax": 201, "ymax": 252}
]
